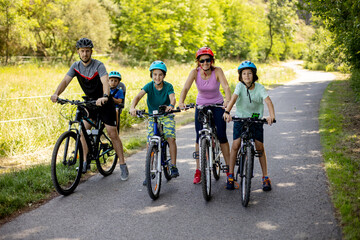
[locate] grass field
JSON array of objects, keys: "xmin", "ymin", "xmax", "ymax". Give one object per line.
[
  {"xmin": 0, "ymin": 59, "xmax": 295, "ymax": 221},
  {"xmin": 0, "ymin": 59, "xmax": 294, "ymax": 172}
]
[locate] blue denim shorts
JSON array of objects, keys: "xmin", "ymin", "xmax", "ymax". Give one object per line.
[{"xmin": 233, "ymin": 121, "xmax": 264, "ymax": 143}]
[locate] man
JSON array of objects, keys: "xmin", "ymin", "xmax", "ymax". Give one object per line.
[{"xmin": 50, "ymin": 37, "xmax": 129, "ymax": 181}]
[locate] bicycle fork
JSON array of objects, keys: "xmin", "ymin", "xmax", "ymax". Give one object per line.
[
  {"xmin": 149, "ymin": 136, "xmax": 162, "ymax": 174},
  {"xmin": 199, "ymin": 130, "xmax": 213, "ymax": 170}
]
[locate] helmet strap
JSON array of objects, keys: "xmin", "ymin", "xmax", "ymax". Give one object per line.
[
  {"xmin": 241, "ymin": 81, "xmax": 254, "ymax": 103},
  {"xmin": 200, "ymin": 65, "xmax": 211, "ymax": 77}
]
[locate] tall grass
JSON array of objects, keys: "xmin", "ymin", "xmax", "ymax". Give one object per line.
[{"xmin": 0, "ymin": 60, "xmax": 294, "ymax": 172}]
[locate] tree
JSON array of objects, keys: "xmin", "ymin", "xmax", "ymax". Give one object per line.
[
  {"xmin": 265, "ymin": 0, "xmax": 297, "ymax": 61},
  {"xmin": 0, "ymin": 0, "xmax": 36, "ymax": 64},
  {"xmin": 302, "ymin": 0, "xmax": 360, "ymax": 68}
]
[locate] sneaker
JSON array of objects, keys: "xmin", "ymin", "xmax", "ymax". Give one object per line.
[
  {"xmin": 193, "ymin": 169, "xmax": 201, "ymax": 184},
  {"xmin": 262, "ymin": 176, "xmax": 272, "ymax": 191},
  {"xmin": 170, "ymin": 166, "xmax": 179, "ymax": 178},
  {"xmin": 226, "ymin": 174, "xmax": 234, "ymax": 190},
  {"xmin": 120, "ymin": 164, "xmax": 129, "ymax": 181}
]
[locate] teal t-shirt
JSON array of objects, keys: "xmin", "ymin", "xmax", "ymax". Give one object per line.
[
  {"xmin": 234, "ymin": 82, "xmax": 268, "ymax": 118},
  {"xmin": 142, "ymin": 81, "xmax": 175, "ymax": 114}
]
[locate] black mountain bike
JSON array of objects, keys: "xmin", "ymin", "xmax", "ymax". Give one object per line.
[
  {"xmin": 137, "ymin": 104, "xmax": 193, "ymax": 200},
  {"xmin": 232, "ymin": 116, "xmax": 276, "ymax": 207},
  {"xmin": 197, "ymin": 104, "xmax": 228, "ymax": 201},
  {"xmin": 51, "ymin": 98, "xmax": 118, "ymax": 195}
]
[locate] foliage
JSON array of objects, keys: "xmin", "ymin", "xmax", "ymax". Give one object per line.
[
  {"xmin": 1, "ymin": 0, "xmax": 309, "ymax": 63},
  {"xmin": 265, "ymin": 0, "xmax": 297, "ymax": 61},
  {"xmin": 110, "ymin": 0, "xmax": 305, "ymax": 62},
  {"xmin": 302, "ymin": 0, "xmax": 360, "ymax": 69},
  {"xmin": 0, "ymin": 0, "xmax": 111, "ymax": 65}
]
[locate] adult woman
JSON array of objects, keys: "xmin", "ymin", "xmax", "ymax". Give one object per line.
[{"xmin": 179, "ymin": 47, "xmax": 231, "ymax": 184}]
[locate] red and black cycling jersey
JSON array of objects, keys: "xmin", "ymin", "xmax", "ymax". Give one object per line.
[{"xmin": 66, "ymin": 59, "xmax": 108, "ymax": 99}]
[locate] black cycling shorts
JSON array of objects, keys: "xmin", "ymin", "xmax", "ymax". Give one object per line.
[{"xmin": 233, "ymin": 121, "xmax": 264, "ymax": 143}]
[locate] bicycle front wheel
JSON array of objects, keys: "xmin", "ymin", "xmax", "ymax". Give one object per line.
[
  {"xmin": 212, "ymin": 138, "xmax": 221, "ymax": 180},
  {"xmin": 240, "ymin": 145, "xmax": 254, "ymax": 207},
  {"xmin": 96, "ymin": 128, "xmax": 118, "ymax": 176},
  {"xmin": 146, "ymin": 143, "xmax": 161, "ymax": 200},
  {"xmin": 51, "ymin": 131, "xmax": 83, "ymax": 196},
  {"xmin": 162, "ymin": 141, "xmax": 172, "ymax": 181},
  {"xmin": 201, "ymin": 137, "xmax": 211, "ymax": 201}
]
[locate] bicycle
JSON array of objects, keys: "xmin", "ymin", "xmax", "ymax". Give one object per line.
[
  {"xmin": 51, "ymin": 97, "xmax": 118, "ymax": 195},
  {"xmin": 232, "ymin": 116, "xmax": 276, "ymax": 207},
  {"xmin": 197, "ymin": 104, "xmax": 228, "ymax": 201},
  {"xmin": 136, "ymin": 104, "xmax": 194, "ymax": 200}
]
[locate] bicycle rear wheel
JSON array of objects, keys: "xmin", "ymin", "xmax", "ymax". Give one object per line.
[
  {"xmin": 201, "ymin": 137, "xmax": 211, "ymax": 201},
  {"xmin": 240, "ymin": 145, "xmax": 254, "ymax": 207},
  {"xmin": 146, "ymin": 143, "xmax": 161, "ymax": 200},
  {"xmin": 212, "ymin": 138, "xmax": 221, "ymax": 180},
  {"xmin": 51, "ymin": 131, "xmax": 83, "ymax": 196},
  {"xmin": 96, "ymin": 128, "xmax": 118, "ymax": 176},
  {"xmin": 162, "ymin": 141, "xmax": 172, "ymax": 181}
]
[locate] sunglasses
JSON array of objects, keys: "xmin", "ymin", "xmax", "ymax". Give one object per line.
[{"xmin": 199, "ymin": 58, "xmax": 212, "ymax": 63}]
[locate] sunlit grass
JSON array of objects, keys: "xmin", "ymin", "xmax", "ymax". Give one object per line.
[
  {"xmin": 319, "ymin": 79, "xmax": 360, "ymax": 239},
  {"xmin": 0, "ymin": 60, "xmax": 296, "ymax": 220},
  {"xmin": 0, "ymin": 60, "xmax": 294, "ymax": 167}
]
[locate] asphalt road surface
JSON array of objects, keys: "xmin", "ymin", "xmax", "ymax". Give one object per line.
[{"xmin": 0, "ymin": 62, "xmax": 342, "ymax": 240}]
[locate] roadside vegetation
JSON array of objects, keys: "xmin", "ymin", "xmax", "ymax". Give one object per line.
[{"xmin": 319, "ymin": 74, "xmax": 360, "ymax": 239}]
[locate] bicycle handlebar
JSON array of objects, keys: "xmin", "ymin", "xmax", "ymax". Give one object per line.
[
  {"xmin": 232, "ymin": 116, "xmax": 276, "ymax": 124},
  {"xmin": 136, "ymin": 104, "xmax": 195, "ymax": 118},
  {"xmin": 196, "ymin": 104, "xmax": 224, "ymax": 110},
  {"xmin": 56, "ymin": 97, "xmax": 97, "ymax": 107}
]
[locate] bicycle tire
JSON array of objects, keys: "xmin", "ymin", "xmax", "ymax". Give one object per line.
[
  {"xmin": 146, "ymin": 143, "xmax": 161, "ymax": 200},
  {"xmin": 96, "ymin": 128, "xmax": 118, "ymax": 176},
  {"xmin": 51, "ymin": 131, "xmax": 83, "ymax": 196},
  {"xmin": 212, "ymin": 138, "xmax": 221, "ymax": 180},
  {"xmin": 240, "ymin": 145, "xmax": 254, "ymax": 207},
  {"xmin": 201, "ymin": 137, "xmax": 211, "ymax": 201},
  {"xmin": 162, "ymin": 141, "xmax": 172, "ymax": 181}
]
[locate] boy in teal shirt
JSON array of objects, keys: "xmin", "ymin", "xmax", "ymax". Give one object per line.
[
  {"xmin": 224, "ymin": 61, "xmax": 275, "ymax": 191},
  {"xmin": 130, "ymin": 61, "xmax": 179, "ymax": 180}
]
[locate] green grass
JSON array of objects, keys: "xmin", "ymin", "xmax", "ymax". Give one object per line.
[
  {"xmin": 319, "ymin": 79, "xmax": 360, "ymax": 239},
  {"xmin": 0, "ymin": 164, "xmax": 53, "ymax": 219},
  {"xmin": 0, "ymin": 60, "xmax": 295, "ymax": 221}
]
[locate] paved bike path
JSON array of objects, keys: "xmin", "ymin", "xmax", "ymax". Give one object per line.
[{"xmin": 0, "ymin": 61, "xmax": 341, "ymax": 239}]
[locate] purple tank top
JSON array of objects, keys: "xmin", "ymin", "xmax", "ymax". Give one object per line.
[{"xmin": 195, "ymin": 67, "xmax": 224, "ymax": 105}]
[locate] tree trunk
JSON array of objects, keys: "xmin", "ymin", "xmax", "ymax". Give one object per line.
[{"xmin": 265, "ymin": 17, "xmax": 273, "ymax": 62}]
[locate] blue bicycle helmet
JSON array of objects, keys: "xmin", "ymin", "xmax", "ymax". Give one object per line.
[
  {"xmin": 237, "ymin": 60, "xmax": 257, "ymax": 74},
  {"xmin": 149, "ymin": 60, "xmax": 167, "ymax": 73},
  {"xmin": 109, "ymin": 71, "xmax": 122, "ymax": 80}
]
